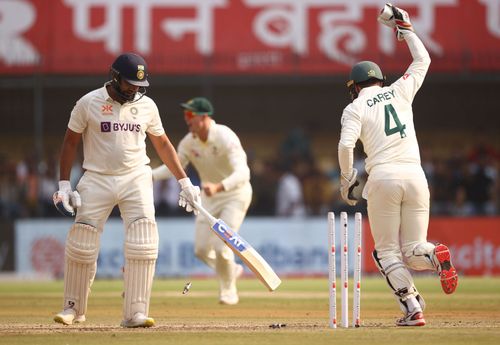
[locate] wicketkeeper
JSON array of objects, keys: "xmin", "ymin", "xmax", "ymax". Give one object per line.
[
  {"xmin": 337, "ymin": 3, "xmax": 458, "ymax": 326},
  {"xmin": 53, "ymin": 52, "xmax": 201, "ymax": 328}
]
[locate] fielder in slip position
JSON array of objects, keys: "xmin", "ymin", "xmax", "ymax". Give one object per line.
[
  {"xmin": 153, "ymin": 97, "xmax": 253, "ymax": 305},
  {"xmin": 337, "ymin": 4, "xmax": 458, "ymax": 326},
  {"xmin": 52, "ymin": 53, "xmax": 201, "ymax": 328}
]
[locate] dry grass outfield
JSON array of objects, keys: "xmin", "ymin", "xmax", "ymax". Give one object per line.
[{"xmin": 0, "ymin": 277, "xmax": 499, "ymax": 345}]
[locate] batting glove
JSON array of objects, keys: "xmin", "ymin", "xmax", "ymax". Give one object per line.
[
  {"xmin": 340, "ymin": 169, "xmax": 360, "ymax": 206},
  {"xmin": 178, "ymin": 177, "xmax": 201, "ymax": 215},
  {"xmin": 53, "ymin": 180, "xmax": 81, "ymax": 217}
]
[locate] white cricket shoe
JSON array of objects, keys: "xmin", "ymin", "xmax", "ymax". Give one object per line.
[
  {"xmin": 396, "ymin": 310, "xmax": 426, "ymax": 327},
  {"xmin": 54, "ymin": 308, "xmax": 78, "ymax": 325},
  {"xmin": 74, "ymin": 314, "xmax": 86, "ymax": 323},
  {"xmin": 120, "ymin": 312, "xmax": 155, "ymax": 328},
  {"xmin": 219, "ymin": 292, "xmax": 239, "ymax": 305}
]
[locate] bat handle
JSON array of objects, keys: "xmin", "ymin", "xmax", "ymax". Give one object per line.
[{"xmin": 192, "ymin": 201, "xmax": 217, "ymax": 226}]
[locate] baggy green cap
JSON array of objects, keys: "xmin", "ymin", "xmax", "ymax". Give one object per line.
[
  {"xmin": 180, "ymin": 97, "xmax": 214, "ymax": 116},
  {"xmin": 347, "ymin": 61, "xmax": 385, "ymax": 88}
]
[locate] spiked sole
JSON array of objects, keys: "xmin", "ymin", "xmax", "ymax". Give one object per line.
[{"xmin": 435, "ymin": 244, "xmax": 458, "ymax": 294}]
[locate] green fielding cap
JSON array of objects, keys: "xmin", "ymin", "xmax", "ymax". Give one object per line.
[
  {"xmin": 180, "ymin": 97, "xmax": 214, "ymax": 116},
  {"xmin": 347, "ymin": 61, "xmax": 385, "ymax": 88}
]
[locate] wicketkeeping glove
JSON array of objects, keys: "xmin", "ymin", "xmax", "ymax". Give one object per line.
[
  {"xmin": 53, "ymin": 180, "xmax": 81, "ymax": 217},
  {"xmin": 178, "ymin": 177, "xmax": 201, "ymax": 215},
  {"xmin": 377, "ymin": 3, "xmax": 396, "ymax": 29},
  {"xmin": 340, "ymin": 169, "xmax": 360, "ymax": 206},
  {"xmin": 392, "ymin": 4, "xmax": 414, "ymax": 41},
  {"xmin": 377, "ymin": 3, "xmax": 414, "ymax": 41}
]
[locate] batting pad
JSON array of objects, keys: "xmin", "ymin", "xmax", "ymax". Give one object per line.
[
  {"xmin": 373, "ymin": 250, "xmax": 424, "ymax": 314},
  {"xmin": 404, "ymin": 242, "xmax": 437, "ymax": 271},
  {"xmin": 123, "ymin": 218, "xmax": 159, "ymax": 319},
  {"xmin": 63, "ymin": 223, "xmax": 100, "ymax": 316}
]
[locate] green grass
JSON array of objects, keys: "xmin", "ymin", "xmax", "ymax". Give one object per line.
[{"xmin": 0, "ymin": 277, "xmax": 499, "ymax": 345}]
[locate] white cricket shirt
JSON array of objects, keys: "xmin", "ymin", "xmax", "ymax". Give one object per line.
[
  {"xmin": 339, "ymin": 32, "xmax": 431, "ymax": 180},
  {"xmin": 178, "ymin": 120, "xmax": 250, "ymax": 191},
  {"xmin": 154, "ymin": 120, "xmax": 250, "ymax": 192},
  {"xmin": 68, "ymin": 85, "xmax": 165, "ymax": 175}
]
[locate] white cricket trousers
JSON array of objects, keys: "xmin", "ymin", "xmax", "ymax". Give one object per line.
[
  {"xmin": 194, "ymin": 183, "xmax": 252, "ymax": 299},
  {"xmin": 75, "ymin": 165, "xmax": 155, "ymax": 230},
  {"xmin": 366, "ymin": 178, "xmax": 430, "ymax": 259}
]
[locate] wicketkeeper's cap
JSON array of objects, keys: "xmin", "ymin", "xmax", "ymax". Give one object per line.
[
  {"xmin": 180, "ymin": 97, "xmax": 214, "ymax": 116},
  {"xmin": 347, "ymin": 60, "xmax": 385, "ymax": 88}
]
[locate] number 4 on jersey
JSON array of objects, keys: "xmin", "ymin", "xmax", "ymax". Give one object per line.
[{"xmin": 384, "ymin": 104, "xmax": 406, "ymax": 138}]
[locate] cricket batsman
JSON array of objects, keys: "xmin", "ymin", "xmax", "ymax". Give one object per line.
[{"xmin": 52, "ymin": 52, "xmax": 201, "ymax": 327}]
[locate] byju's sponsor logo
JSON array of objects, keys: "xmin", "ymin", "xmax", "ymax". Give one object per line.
[
  {"xmin": 101, "ymin": 122, "xmax": 111, "ymax": 132},
  {"xmin": 100, "ymin": 122, "xmax": 141, "ymax": 132}
]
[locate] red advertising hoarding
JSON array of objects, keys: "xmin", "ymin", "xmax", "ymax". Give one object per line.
[
  {"xmin": 363, "ymin": 217, "xmax": 500, "ymax": 276},
  {"xmin": 1, "ymin": 0, "xmax": 499, "ymax": 75}
]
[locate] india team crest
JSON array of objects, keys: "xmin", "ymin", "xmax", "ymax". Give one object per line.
[{"xmin": 137, "ymin": 65, "xmax": 145, "ymax": 80}]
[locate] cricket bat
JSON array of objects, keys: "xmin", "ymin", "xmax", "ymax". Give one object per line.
[{"xmin": 193, "ymin": 201, "xmax": 281, "ymax": 291}]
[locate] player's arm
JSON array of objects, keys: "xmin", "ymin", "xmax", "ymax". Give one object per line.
[
  {"xmin": 59, "ymin": 128, "xmax": 81, "ymax": 180},
  {"xmin": 338, "ymin": 108, "xmax": 361, "ymax": 206},
  {"xmin": 378, "ymin": 4, "xmax": 430, "ymax": 100},
  {"xmin": 397, "ymin": 31, "xmax": 431, "ymax": 99},
  {"xmin": 220, "ymin": 136, "xmax": 250, "ymax": 190},
  {"xmin": 151, "ymin": 138, "xmax": 189, "ymax": 181},
  {"xmin": 53, "ymin": 128, "xmax": 82, "ymax": 216},
  {"xmin": 203, "ymin": 131, "xmax": 250, "ymax": 197},
  {"xmin": 149, "ymin": 133, "xmax": 201, "ymax": 214},
  {"xmin": 149, "ymin": 133, "xmax": 187, "ymax": 180}
]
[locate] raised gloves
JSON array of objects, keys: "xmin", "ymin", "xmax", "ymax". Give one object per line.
[
  {"xmin": 178, "ymin": 177, "xmax": 201, "ymax": 215},
  {"xmin": 378, "ymin": 3, "xmax": 414, "ymax": 41},
  {"xmin": 53, "ymin": 180, "xmax": 81, "ymax": 217},
  {"xmin": 377, "ymin": 3, "xmax": 396, "ymax": 28},
  {"xmin": 340, "ymin": 168, "xmax": 360, "ymax": 206}
]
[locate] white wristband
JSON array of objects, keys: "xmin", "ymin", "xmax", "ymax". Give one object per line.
[
  {"xmin": 178, "ymin": 177, "xmax": 192, "ymax": 189},
  {"xmin": 58, "ymin": 180, "xmax": 72, "ymax": 192}
]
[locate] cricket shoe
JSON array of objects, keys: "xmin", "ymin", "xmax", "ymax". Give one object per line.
[
  {"xmin": 219, "ymin": 292, "xmax": 239, "ymax": 305},
  {"xmin": 120, "ymin": 312, "xmax": 155, "ymax": 328},
  {"xmin": 396, "ymin": 310, "xmax": 426, "ymax": 327},
  {"xmin": 434, "ymin": 243, "xmax": 458, "ymax": 294},
  {"xmin": 54, "ymin": 308, "xmax": 85, "ymax": 325}
]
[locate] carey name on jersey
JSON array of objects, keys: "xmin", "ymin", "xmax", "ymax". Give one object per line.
[{"xmin": 100, "ymin": 121, "xmax": 141, "ymax": 133}]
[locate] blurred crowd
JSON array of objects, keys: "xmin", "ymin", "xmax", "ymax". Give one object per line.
[{"xmin": 1, "ymin": 131, "xmax": 498, "ymax": 219}]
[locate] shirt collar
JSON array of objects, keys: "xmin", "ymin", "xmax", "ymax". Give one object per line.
[
  {"xmin": 101, "ymin": 82, "xmax": 114, "ymax": 103},
  {"xmin": 101, "ymin": 82, "xmax": 141, "ymax": 104},
  {"xmin": 358, "ymin": 85, "xmax": 381, "ymax": 96},
  {"xmin": 206, "ymin": 119, "xmax": 217, "ymax": 142}
]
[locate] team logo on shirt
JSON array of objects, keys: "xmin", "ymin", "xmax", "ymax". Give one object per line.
[
  {"xmin": 101, "ymin": 105, "xmax": 113, "ymax": 115},
  {"xmin": 190, "ymin": 149, "xmax": 200, "ymax": 157},
  {"xmin": 100, "ymin": 121, "xmax": 141, "ymax": 132}
]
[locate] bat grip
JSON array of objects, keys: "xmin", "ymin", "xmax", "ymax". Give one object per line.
[{"xmin": 192, "ymin": 201, "xmax": 217, "ymax": 226}]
